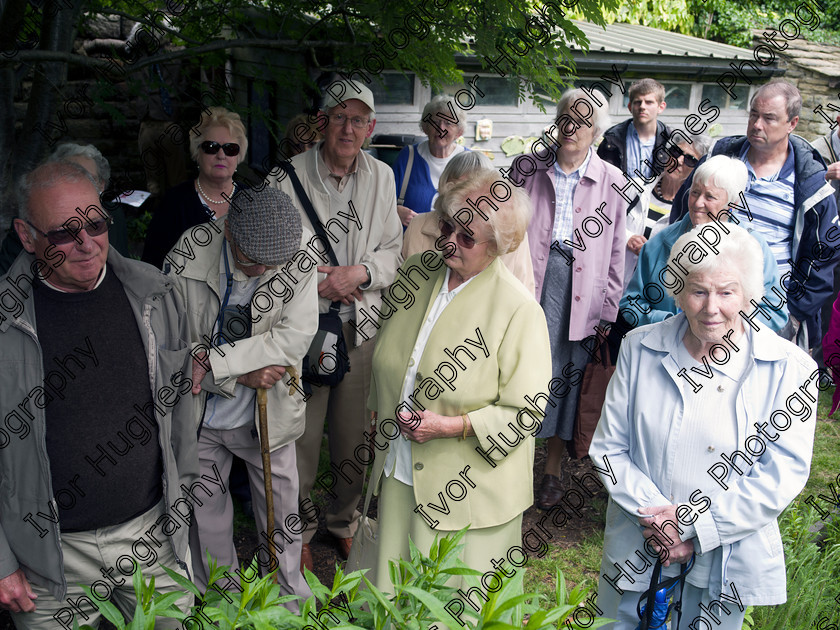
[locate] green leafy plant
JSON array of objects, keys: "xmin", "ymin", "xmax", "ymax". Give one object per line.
[
  {"xmin": 74, "ymin": 527, "xmax": 613, "ymax": 629},
  {"xmin": 749, "ymin": 501, "xmax": 840, "ymax": 629}
]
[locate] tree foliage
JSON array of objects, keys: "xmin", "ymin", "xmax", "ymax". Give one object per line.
[
  {"xmin": 0, "ymin": 0, "xmax": 619, "ymax": 220},
  {"xmin": 568, "ymin": 0, "xmax": 840, "ymax": 47}
]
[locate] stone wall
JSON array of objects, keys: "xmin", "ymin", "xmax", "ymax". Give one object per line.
[{"xmin": 752, "ymin": 32, "xmax": 840, "ymax": 141}]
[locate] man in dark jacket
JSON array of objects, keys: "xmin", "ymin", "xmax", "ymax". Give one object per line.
[
  {"xmin": 597, "ymin": 78, "xmax": 672, "ymax": 179},
  {"xmin": 670, "ymin": 80, "xmax": 840, "ymax": 349},
  {"xmin": 0, "ymin": 160, "xmax": 198, "ymax": 629}
]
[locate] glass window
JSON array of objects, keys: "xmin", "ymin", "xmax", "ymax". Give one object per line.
[
  {"xmin": 621, "ymin": 80, "xmax": 689, "ymax": 109},
  {"xmin": 701, "ymin": 84, "xmax": 750, "ymax": 110},
  {"xmin": 435, "ymin": 76, "xmax": 519, "ymax": 107},
  {"xmin": 369, "ymin": 73, "xmax": 415, "ymax": 106}
]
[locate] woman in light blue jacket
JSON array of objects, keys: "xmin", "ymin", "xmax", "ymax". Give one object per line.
[
  {"xmin": 590, "ymin": 222, "xmax": 819, "ymax": 629},
  {"xmin": 620, "ymin": 155, "xmax": 788, "ymax": 333}
]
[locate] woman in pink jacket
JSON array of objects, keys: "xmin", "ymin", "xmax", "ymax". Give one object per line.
[{"xmin": 509, "ymin": 87, "xmax": 627, "ymax": 509}]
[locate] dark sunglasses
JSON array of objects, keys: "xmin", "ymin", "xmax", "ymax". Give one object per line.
[
  {"xmin": 26, "ymin": 215, "xmax": 112, "ymax": 245},
  {"xmin": 200, "ymin": 141, "xmax": 241, "ymax": 157},
  {"xmin": 439, "ymin": 219, "xmax": 488, "ymax": 250},
  {"xmin": 667, "ymin": 145, "xmax": 699, "ymax": 168}
]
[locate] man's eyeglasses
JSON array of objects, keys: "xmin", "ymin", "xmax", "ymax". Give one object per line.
[
  {"xmin": 200, "ymin": 141, "xmax": 241, "ymax": 157},
  {"xmin": 667, "ymin": 145, "xmax": 699, "ymax": 168},
  {"xmin": 232, "ymin": 241, "xmax": 272, "ymax": 268},
  {"xmin": 26, "ymin": 216, "xmax": 112, "ymax": 245},
  {"xmin": 438, "ymin": 219, "xmax": 488, "ymax": 250},
  {"xmin": 328, "ymin": 113, "xmax": 370, "ymax": 129}
]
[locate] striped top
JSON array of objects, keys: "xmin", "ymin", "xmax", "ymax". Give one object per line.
[
  {"xmin": 551, "ymin": 148, "xmax": 592, "ymax": 245},
  {"xmin": 738, "ymin": 142, "xmax": 796, "ymax": 277}
]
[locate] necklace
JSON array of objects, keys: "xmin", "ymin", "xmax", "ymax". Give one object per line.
[{"xmin": 196, "ymin": 178, "xmax": 232, "ymax": 205}]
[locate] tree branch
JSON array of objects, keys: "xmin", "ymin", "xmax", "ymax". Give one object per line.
[{"xmin": 1, "ymin": 37, "xmax": 360, "ymax": 74}]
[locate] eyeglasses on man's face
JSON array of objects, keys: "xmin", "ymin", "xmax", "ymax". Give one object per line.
[
  {"xmin": 200, "ymin": 141, "xmax": 241, "ymax": 157},
  {"xmin": 26, "ymin": 215, "xmax": 112, "ymax": 246},
  {"xmin": 327, "ymin": 113, "xmax": 370, "ymax": 129}
]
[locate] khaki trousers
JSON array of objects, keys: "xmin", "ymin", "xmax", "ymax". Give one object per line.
[
  {"xmin": 296, "ymin": 322, "xmax": 374, "ymax": 543},
  {"xmin": 11, "ymin": 500, "xmax": 191, "ymax": 630}
]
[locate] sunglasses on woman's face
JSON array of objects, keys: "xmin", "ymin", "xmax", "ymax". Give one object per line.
[
  {"xmin": 667, "ymin": 145, "xmax": 699, "ymax": 168},
  {"xmin": 439, "ymin": 219, "xmax": 488, "ymax": 250},
  {"xmin": 200, "ymin": 141, "xmax": 241, "ymax": 157}
]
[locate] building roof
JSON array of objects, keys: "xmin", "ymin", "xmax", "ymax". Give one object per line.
[
  {"xmin": 571, "ymin": 20, "xmax": 754, "ymax": 59},
  {"xmin": 566, "ymin": 20, "xmax": 779, "ymax": 79}
]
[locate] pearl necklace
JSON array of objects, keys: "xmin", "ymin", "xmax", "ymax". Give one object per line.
[{"xmin": 196, "ymin": 178, "xmax": 232, "ymax": 205}]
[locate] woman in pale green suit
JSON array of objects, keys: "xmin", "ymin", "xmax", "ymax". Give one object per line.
[{"xmin": 366, "ymin": 168, "xmax": 552, "ymax": 592}]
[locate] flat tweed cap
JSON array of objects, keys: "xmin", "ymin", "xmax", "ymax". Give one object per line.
[{"xmin": 227, "ymin": 187, "xmax": 301, "ymax": 266}]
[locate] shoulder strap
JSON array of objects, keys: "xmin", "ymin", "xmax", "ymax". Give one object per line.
[
  {"xmin": 275, "ymin": 160, "xmax": 339, "ymax": 268},
  {"xmin": 275, "ymin": 160, "xmax": 342, "ymax": 313},
  {"xmin": 397, "ymin": 144, "xmax": 415, "ymax": 205},
  {"xmin": 825, "ymin": 135, "xmax": 837, "ymax": 163}
]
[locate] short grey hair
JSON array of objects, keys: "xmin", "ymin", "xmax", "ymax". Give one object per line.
[
  {"xmin": 691, "ymin": 155, "xmax": 749, "ymax": 206},
  {"xmin": 555, "ymin": 87, "xmax": 611, "ymax": 142},
  {"xmin": 421, "ymin": 94, "xmax": 467, "ymax": 136},
  {"xmin": 666, "ymin": 223, "xmax": 765, "ymax": 306},
  {"xmin": 439, "ymin": 151, "xmax": 492, "ymax": 190},
  {"xmin": 434, "ymin": 168, "xmax": 531, "ymax": 257},
  {"xmin": 16, "ymin": 160, "xmax": 100, "ymax": 224},
  {"xmin": 751, "ymin": 80, "xmax": 802, "ymax": 121},
  {"xmin": 677, "ymin": 131, "xmax": 713, "ymax": 159},
  {"xmin": 50, "ymin": 143, "xmax": 110, "ymax": 189}
]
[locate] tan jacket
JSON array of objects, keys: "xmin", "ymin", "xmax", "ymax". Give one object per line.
[
  {"xmin": 402, "ymin": 212, "xmax": 537, "ymax": 297},
  {"xmin": 166, "ymin": 221, "xmax": 319, "ymax": 450},
  {"xmin": 369, "ymin": 254, "xmax": 551, "ymax": 530},
  {"xmin": 268, "ymin": 145, "xmax": 403, "ymax": 346}
]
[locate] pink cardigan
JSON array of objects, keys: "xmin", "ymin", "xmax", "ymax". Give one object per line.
[
  {"xmin": 823, "ymin": 292, "xmax": 840, "ymax": 414},
  {"xmin": 511, "ymin": 150, "xmax": 626, "ymax": 341}
]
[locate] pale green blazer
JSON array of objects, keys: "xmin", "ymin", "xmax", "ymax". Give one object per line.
[{"xmin": 369, "ymin": 253, "xmax": 552, "ymax": 530}]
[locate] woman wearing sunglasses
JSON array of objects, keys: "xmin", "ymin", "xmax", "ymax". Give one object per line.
[
  {"xmin": 622, "ymin": 133, "xmax": 711, "ymax": 289},
  {"xmin": 142, "ymin": 107, "xmax": 247, "ymax": 268},
  {"xmin": 364, "ymin": 168, "xmax": 551, "ymax": 592},
  {"xmin": 508, "ymin": 87, "xmax": 627, "ymax": 510}
]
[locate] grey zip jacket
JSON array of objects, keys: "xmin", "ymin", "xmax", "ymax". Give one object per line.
[{"xmin": 0, "ymin": 249, "xmax": 198, "ymax": 600}]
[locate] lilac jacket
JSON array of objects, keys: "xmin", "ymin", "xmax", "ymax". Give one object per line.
[{"xmin": 510, "ymin": 150, "xmax": 626, "ymax": 341}]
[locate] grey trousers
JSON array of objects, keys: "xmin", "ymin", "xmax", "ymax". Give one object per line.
[
  {"xmin": 598, "ymin": 581, "xmax": 747, "ymax": 630},
  {"xmin": 190, "ymin": 425, "xmax": 312, "ymax": 608}
]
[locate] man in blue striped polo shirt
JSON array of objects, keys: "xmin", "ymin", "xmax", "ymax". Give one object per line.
[{"xmin": 670, "ymin": 80, "xmax": 840, "ymax": 350}]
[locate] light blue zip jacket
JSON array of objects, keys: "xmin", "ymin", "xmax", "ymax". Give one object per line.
[
  {"xmin": 590, "ymin": 314, "xmax": 818, "ymax": 605},
  {"xmin": 620, "ymin": 213, "xmax": 789, "ymax": 333}
]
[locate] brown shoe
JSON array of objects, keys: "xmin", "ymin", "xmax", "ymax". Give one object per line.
[
  {"xmin": 336, "ymin": 536, "xmax": 353, "ymax": 560},
  {"xmin": 536, "ymin": 474, "xmax": 564, "ymax": 510},
  {"xmin": 300, "ymin": 543, "xmax": 314, "ymax": 573}
]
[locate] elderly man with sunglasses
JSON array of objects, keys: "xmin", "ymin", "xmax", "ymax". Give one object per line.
[
  {"xmin": 0, "ymin": 160, "xmax": 198, "ymax": 629},
  {"xmin": 166, "ymin": 186, "xmax": 317, "ymax": 603},
  {"xmin": 269, "ymin": 79, "xmax": 402, "ymax": 569}
]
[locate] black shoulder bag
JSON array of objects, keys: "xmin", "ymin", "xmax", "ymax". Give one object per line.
[{"xmin": 275, "ymin": 160, "xmax": 351, "ymax": 390}]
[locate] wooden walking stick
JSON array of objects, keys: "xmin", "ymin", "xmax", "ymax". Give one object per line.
[{"xmin": 256, "ymin": 387, "xmax": 278, "ymax": 583}]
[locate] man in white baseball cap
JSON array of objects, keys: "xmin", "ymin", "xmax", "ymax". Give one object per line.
[{"xmin": 269, "ymin": 77, "xmax": 402, "ymax": 570}]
